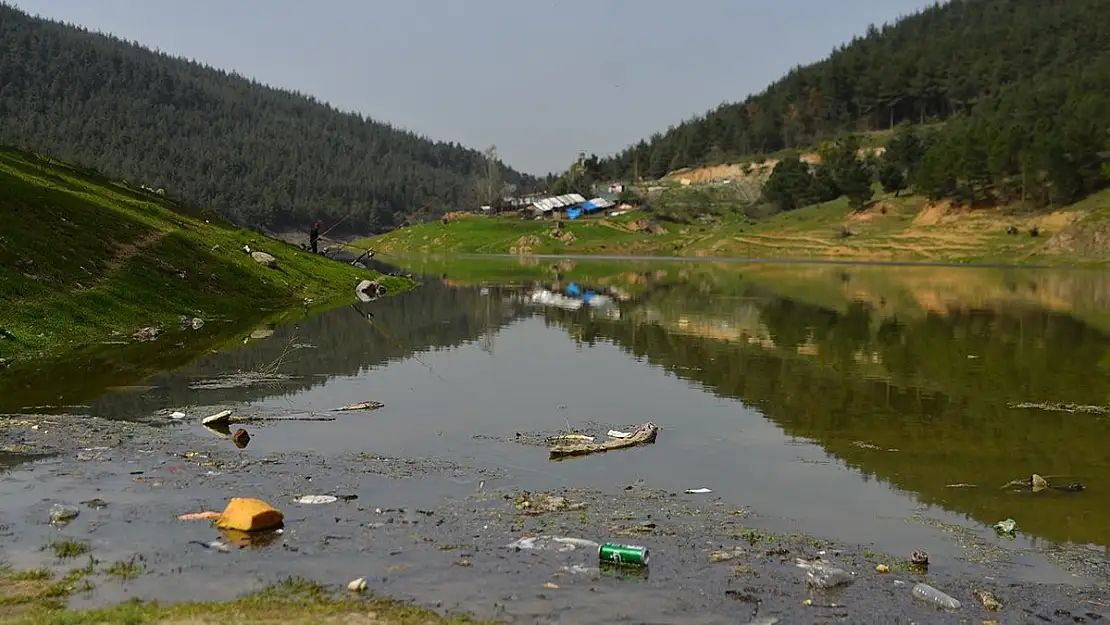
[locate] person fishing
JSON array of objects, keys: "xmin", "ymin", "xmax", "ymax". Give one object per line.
[{"xmin": 310, "ymin": 221, "xmax": 320, "ymax": 254}]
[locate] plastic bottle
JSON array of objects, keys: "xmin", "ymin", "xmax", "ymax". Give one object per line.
[
  {"xmin": 912, "ymin": 582, "xmax": 961, "ymax": 610},
  {"xmin": 803, "ymin": 562, "xmax": 854, "ymax": 589}
]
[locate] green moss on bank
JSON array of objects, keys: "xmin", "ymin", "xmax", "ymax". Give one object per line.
[
  {"xmin": 0, "ymin": 146, "xmax": 413, "ymax": 363},
  {"xmin": 0, "ymin": 568, "xmax": 492, "ymax": 625}
]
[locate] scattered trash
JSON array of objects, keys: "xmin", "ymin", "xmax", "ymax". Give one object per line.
[
  {"xmin": 214, "ymin": 497, "xmax": 283, "ymax": 532},
  {"xmin": 355, "ymin": 279, "xmax": 386, "ymax": 302},
  {"xmin": 295, "ymin": 495, "xmax": 338, "ymax": 505},
  {"xmin": 875, "ymin": 564, "xmax": 890, "ymax": 573},
  {"xmin": 607, "ymin": 429, "xmax": 632, "ymax": 439},
  {"xmin": 709, "ymin": 549, "xmax": 744, "ymax": 563},
  {"xmin": 178, "ymin": 511, "xmax": 221, "ymax": 521},
  {"xmin": 740, "ymin": 619, "xmax": 780, "ymax": 625},
  {"xmin": 910, "ymin": 550, "xmax": 929, "ymax": 570},
  {"xmin": 685, "ymin": 488, "xmax": 712, "ymax": 494},
  {"xmin": 190, "ymin": 539, "xmax": 231, "ymax": 553},
  {"xmin": 348, "ymin": 577, "xmax": 368, "ymax": 592},
  {"xmin": 542, "ymin": 582, "xmax": 559, "ymax": 589},
  {"xmin": 170, "ymin": 411, "xmax": 186, "ymax": 420},
  {"xmin": 231, "ymin": 428, "xmax": 250, "ymax": 449},
  {"xmin": 506, "ymin": 536, "xmax": 599, "ymax": 552},
  {"xmin": 993, "ymin": 518, "xmax": 1017, "ymax": 538},
  {"xmin": 1008, "ymin": 401, "xmax": 1110, "ymax": 415},
  {"xmin": 514, "ymin": 492, "xmax": 586, "ymax": 515},
  {"xmin": 547, "ymin": 433, "xmax": 595, "ymax": 443},
  {"xmin": 334, "ymin": 400, "xmax": 385, "ymax": 412},
  {"xmin": 599, "ymin": 543, "xmax": 649, "ymax": 567},
  {"xmin": 249, "ymin": 328, "xmax": 275, "ymax": 340},
  {"xmin": 190, "ymin": 317, "xmax": 205, "ymax": 330},
  {"xmin": 559, "ymin": 564, "xmax": 598, "ymax": 576},
  {"xmin": 974, "ymin": 589, "xmax": 1003, "ymax": 611},
  {"xmin": 945, "ymin": 483, "xmax": 977, "ymax": 488},
  {"xmin": 912, "ymin": 582, "xmax": 961, "ymax": 610},
  {"xmin": 549, "ymin": 422, "xmax": 659, "ymax": 460},
  {"xmin": 131, "ymin": 327, "xmax": 161, "ymax": 341},
  {"xmin": 49, "ymin": 504, "xmax": 80, "ymax": 525},
  {"xmin": 796, "ymin": 559, "xmax": 853, "ymax": 589},
  {"xmin": 1031, "ymin": 474, "xmax": 1048, "ymax": 493},
  {"xmin": 202, "ymin": 410, "xmax": 232, "ymax": 427},
  {"xmin": 82, "ymin": 498, "xmax": 107, "ymax": 510}
]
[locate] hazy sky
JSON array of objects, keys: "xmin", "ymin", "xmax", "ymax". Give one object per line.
[{"xmin": 11, "ymin": 0, "xmax": 936, "ymax": 175}]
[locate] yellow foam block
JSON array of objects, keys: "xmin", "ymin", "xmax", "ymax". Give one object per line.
[{"xmin": 215, "ymin": 497, "xmax": 283, "ymax": 532}]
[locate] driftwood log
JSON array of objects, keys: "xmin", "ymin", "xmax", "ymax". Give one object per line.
[{"xmin": 548, "ymin": 422, "xmax": 659, "ymax": 460}]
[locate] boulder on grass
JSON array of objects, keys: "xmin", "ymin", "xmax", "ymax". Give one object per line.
[
  {"xmin": 215, "ymin": 497, "xmax": 283, "ymax": 532},
  {"xmin": 251, "ymin": 251, "xmax": 277, "ymax": 268}
]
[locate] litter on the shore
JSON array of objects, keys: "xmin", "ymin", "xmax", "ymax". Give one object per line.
[
  {"xmin": 506, "ymin": 536, "xmax": 599, "ymax": 552},
  {"xmin": 974, "ymin": 589, "xmax": 1003, "ymax": 611},
  {"xmin": 993, "ymin": 517, "xmax": 1017, "ymax": 537},
  {"xmin": 214, "ymin": 497, "xmax": 283, "ymax": 532},
  {"xmin": 178, "ymin": 511, "xmax": 221, "ymax": 521},
  {"xmin": 607, "ymin": 429, "xmax": 632, "ymax": 439},
  {"xmin": 201, "ymin": 410, "xmax": 232, "ymax": 427},
  {"xmin": 231, "ymin": 428, "xmax": 250, "ymax": 448},
  {"xmin": 347, "ymin": 577, "xmax": 368, "ymax": 592},
  {"xmin": 295, "ymin": 495, "xmax": 338, "ymax": 505},
  {"xmin": 549, "ymin": 422, "xmax": 659, "ymax": 460},
  {"xmin": 333, "ymin": 400, "xmax": 385, "ymax": 412},
  {"xmin": 912, "ymin": 582, "xmax": 961, "ymax": 610},
  {"xmin": 685, "ymin": 488, "xmax": 712, "ymax": 494},
  {"xmin": 170, "ymin": 411, "xmax": 186, "ymax": 420}
]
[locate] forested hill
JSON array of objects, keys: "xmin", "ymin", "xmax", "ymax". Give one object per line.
[
  {"xmin": 0, "ymin": 3, "xmax": 538, "ymax": 234},
  {"xmin": 598, "ymin": 0, "xmax": 1110, "ymax": 184}
]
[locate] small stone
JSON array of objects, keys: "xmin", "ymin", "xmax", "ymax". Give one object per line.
[{"xmin": 49, "ymin": 504, "xmax": 80, "ymax": 525}]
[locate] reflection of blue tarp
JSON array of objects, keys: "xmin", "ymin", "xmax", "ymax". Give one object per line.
[
  {"xmin": 566, "ymin": 282, "xmax": 581, "ymax": 297},
  {"xmin": 567, "ymin": 207, "xmax": 583, "ymax": 220}
]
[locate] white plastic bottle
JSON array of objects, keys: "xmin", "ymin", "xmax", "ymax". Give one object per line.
[{"xmin": 912, "ymin": 582, "xmax": 961, "ymax": 609}]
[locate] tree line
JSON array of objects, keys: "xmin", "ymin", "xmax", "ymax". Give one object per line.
[
  {"xmin": 592, "ymin": 0, "xmax": 1110, "ymax": 210},
  {"xmin": 0, "ymin": 3, "xmax": 540, "ymax": 235}
]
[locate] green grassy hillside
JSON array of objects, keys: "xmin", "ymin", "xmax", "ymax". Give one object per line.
[
  {"xmin": 363, "ymin": 188, "xmax": 1110, "ymax": 266},
  {"xmin": 0, "ymin": 147, "xmax": 411, "ymax": 363}
]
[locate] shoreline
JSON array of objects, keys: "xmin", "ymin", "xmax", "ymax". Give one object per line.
[{"xmin": 1, "ymin": 411, "xmax": 1107, "ymax": 623}]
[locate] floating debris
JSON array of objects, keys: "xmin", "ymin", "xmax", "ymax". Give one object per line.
[
  {"xmin": 607, "ymin": 429, "xmax": 632, "ymax": 439},
  {"xmin": 993, "ymin": 518, "xmax": 1017, "ymax": 537},
  {"xmin": 201, "ymin": 410, "xmax": 232, "ymax": 427},
  {"xmin": 295, "ymin": 495, "xmax": 338, "ymax": 505},
  {"xmin": 549, "ymin": 422, "xmax": 659, "ymax": 460},
  {"xmin": 685, "ymin": 488, "xmax": 713, "ymax": 494},
  {"xmin": 1008, "ymin": 402, "xmax": 1110, "ymax": 414},
  {"xmin": 334, "ymin": 400, "xmax": 385, "ymax": 412}
]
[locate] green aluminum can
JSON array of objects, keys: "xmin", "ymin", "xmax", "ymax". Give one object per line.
[{"xmin": 598, "ymin": 542, "xmax": 649, "ymax": 566}]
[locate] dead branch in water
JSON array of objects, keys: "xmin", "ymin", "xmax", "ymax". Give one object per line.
[{"xmin": 549, "ymin": 422, "xmax": 659, "ymax": 460}]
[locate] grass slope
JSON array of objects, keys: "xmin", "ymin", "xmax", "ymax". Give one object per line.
[
  {"xmin": 0, "ymin": 147, "xmax": 411, "ymax": 363},
  {"xmin": 365, "ymin": 188, "xmax": 1110, "ymax": 266},
  {"xmin": 0, "ymin": 568, "xmax": 491, "ymax": 625}
]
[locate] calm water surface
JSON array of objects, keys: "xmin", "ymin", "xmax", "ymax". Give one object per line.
[{"xmin": 52, "ymin": 259, "xmax": 1110, "ymax": 580}]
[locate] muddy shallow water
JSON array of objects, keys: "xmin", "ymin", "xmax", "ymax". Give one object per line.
[{"xmin": 4, "ymin": 258, "xmax": 1110, "ymax": 622}]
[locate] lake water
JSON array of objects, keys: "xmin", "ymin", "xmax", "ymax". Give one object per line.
[{"xmin": 23, "ymin": 257, "xmax": 1110, "ymax": 585}]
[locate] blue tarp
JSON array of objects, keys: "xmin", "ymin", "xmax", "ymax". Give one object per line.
[
  {"xmin": 567, "ymin": 207, "xmax": 583, "ymax": 220},
  {"xmin": 581, "ymin": 200, "xmax": 601, "ymax": 213},
  {"xmin": 566, "ymin": 282, "xmax": 582, "ymax": 297}
]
